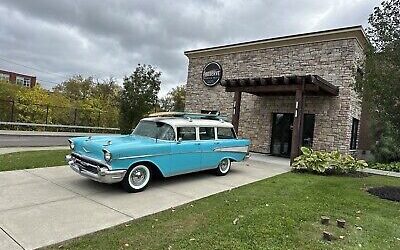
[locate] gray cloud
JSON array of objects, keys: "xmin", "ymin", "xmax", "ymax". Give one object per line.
[{"xmin": 0, "ymin": 0, "xmax": 382, "ymax": 95}]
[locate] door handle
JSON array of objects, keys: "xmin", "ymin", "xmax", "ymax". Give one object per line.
[
  {"xmin": 214, "ymin": 142, "xmax": 220, "ymax": 145},
  {"xmin": 195, "ymin": 142, "xmax": 201, "ymax": 145}
]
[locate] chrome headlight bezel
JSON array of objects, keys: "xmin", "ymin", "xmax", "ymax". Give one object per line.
[
  {"xmin": 103, "ymin": 149, "xmax": 112, "ymax": 162},
  {"xmin": 68, "ymin": 139, "xmax": 75, "ymax": 150}
]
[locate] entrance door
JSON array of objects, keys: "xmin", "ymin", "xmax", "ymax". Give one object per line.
[{"xmin": 270, "ymin": 113, "xmax": 315, "ymax": 157}]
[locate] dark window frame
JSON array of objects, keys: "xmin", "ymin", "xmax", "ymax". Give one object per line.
[{"xmin": 350, "ymin": 118, "xmax": 359, "ymax": 150}]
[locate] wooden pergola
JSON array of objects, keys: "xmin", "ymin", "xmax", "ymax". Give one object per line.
[{"xmin": 221, "ymin": 74, "xmax": 339, "ymax": 164}]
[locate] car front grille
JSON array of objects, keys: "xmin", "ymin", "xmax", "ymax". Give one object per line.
[{"xmin": 71, "ymin": 153, "xmax": 107, "ymax": 174}]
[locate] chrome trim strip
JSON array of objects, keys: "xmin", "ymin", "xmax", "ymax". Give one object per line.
[{"xmin": 214, "ymin": 146, "xmax": 249, "ymax": 153}]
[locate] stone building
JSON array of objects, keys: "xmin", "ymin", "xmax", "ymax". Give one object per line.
[{"xmin": 184, "ymin": 26, "xmax": 369, "ymax": 160}]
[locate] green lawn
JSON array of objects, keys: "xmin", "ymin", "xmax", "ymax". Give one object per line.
[
  {"xmin": 45, "ymin": 172, "xmax": 400, "ymax": 250},
  {"xmin": 0, "ymin": 150, "xmax": 70, "ymax": 172}
]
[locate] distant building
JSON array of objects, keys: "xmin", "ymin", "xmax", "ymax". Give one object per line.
[{"xmin": 0, "ymin": 69, "xmax": 36, "ymax": 88}]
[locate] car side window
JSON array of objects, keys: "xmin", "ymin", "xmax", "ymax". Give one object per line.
[
  {"xmin": 199, "ymin": 127, "xmax": 215, "ymax": 140},
  {"xmin": 177, "ymin": 127, "xmax": 196, "ymax": 141},
  {"xmin": 158, "ymin": 125, "xmax": 175, "ymax": 141},
  {"xmin": 217, "ymin": 127, "xmax": 236, "ymax": 139}
]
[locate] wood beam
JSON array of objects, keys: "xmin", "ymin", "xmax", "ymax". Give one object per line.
[
  {"xmin": 290, "ymin": 78, "xmax": 305, "ymax": 165},
  {"xmin": 232, "ymin": 91, "xmax": 242, "ymax": 134}
]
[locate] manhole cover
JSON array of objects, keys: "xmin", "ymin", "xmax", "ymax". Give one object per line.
[{"xmin": 367, "ymin": 186, "xmax": 400, "ymax": 202}]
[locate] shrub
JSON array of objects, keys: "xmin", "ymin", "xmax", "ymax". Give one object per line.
[
  {"xmin": 292, "ymin": 147, "xmax": 368, "ymax": 174},
  {"xmin": 370, "ymin": 162, "xmax": 400, "ymax": 172}
]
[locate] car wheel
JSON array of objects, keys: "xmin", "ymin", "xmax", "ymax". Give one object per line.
[
  {"xmin": 215, "ymin": 158, "xmax": 231, "ymax": 176},
  {"xmin": 122, "ymin": 164, "xmax": 151, "ymax": 192}
]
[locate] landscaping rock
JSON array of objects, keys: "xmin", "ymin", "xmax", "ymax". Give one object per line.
[
  {"xmin": 323, "ymin": 231, "xmax": 334, "ymax": 241},
  {"xmin": 321, "ymin": 216, "xmax": 330, "ymax": 225},
  {"xmin": 337, "ymin": 219, "xmax": 346, "ymax": 228}
]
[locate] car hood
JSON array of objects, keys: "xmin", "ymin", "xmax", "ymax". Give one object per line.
[{"xmin": 73, "ymin": 134, "xmax": 156, "ymax": 159}]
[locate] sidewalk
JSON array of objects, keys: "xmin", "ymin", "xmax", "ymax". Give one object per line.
[{"xmin": 0, "ymin": 146, "xmax": 69, "ymax": 155}]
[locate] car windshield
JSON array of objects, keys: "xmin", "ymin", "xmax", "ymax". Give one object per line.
[{"xmin": 132, "ymin": 121, "xmax": 175, "ymax": 141}]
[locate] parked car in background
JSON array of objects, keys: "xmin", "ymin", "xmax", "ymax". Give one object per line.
[{"xmin": 66, "ymin": 112, "xmax": 251, "ymax": 192}]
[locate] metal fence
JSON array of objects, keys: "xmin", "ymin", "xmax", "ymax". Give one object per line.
[{"xmin": 0, "ymin": 99, "xmax": 120, "ymax": 132}]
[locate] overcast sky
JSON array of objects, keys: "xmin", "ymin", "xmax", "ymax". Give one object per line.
[{"xmin": 0, "ymin": 0, "xmax": 382, "ymax": 96}]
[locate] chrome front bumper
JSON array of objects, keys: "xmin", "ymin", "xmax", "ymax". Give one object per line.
[{"xmin": 66, "ymin": 154, "xmax": 126, "ymax": 184}]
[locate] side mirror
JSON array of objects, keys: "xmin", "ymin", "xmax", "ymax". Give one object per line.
[{"xmin": 177, "ymin": 137, "xmax": 183, "ymax": 144}]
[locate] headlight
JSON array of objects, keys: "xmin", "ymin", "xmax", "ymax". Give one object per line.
[
  {"xmin": 103, "ymin": 150, "xmax": 112, "ymax": 162},
  {"xmin": 68, "ymin": 139, "xmax": 75, "ymax": 150}
]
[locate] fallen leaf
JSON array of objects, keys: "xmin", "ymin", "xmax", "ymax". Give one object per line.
[
  {"xmin": 356, "ymin": 217, "xmax": 361, "ymax": 220},
  {"xmin": 265, "ymin": 204, "xmax": 269, "ymax": 207},
  {"xmin": 154, "ymin": 219, "xmax": 158, "ymax": 222},
  {"xmin": 358, "ymin": 243, "xmax": 362, "ymax": 247},
  {"xmin": 190, "ymin": 238, "xmax": 196, "ymax": 241},
  {"xmin": 168, "ymin": 245, "xmax": 172, "ymax": 250},
  {"xmin": 356, "ymin": 226, "xmax": 362, "ymax": 230},
  {"xmin": 356, "ymin": 210, "xmax": 361, "ymax": 214},
  {"xmin": 190, "ymin": 204, "xmax": 194, "ymax": 207},
  {"xmin": 339, "ymin": 235, "xmax": 345, "ymax": 239},
  {"xmin": 125, "ymin": 224, "xmax": 130, "ymax": 227},
  {"xmin": 124, "ymin": 243, "xmax": 130, "ymax": 247}
]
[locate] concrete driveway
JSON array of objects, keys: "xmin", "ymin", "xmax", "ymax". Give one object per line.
[{"xmin": 0, "ymin": 154, "xmax": 290, "ymax": 250}]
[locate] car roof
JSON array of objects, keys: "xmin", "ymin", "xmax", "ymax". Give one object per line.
[{"xmin": 141, "ymin": 117, "xmax": 233, "ymax": 128}]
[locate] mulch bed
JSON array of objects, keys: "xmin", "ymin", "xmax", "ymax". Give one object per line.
[{"xmin": 367, "ymin": 186, "xmax": 400, "ymax": 202}]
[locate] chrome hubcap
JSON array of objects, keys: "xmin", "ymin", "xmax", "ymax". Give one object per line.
[
  {"xmin": 219, "ymin": 159, "xmax": 230, "ymax": 172},
  {"xmin": 130, "ymin": 167, "xmax": 148, "ymax": 187}
]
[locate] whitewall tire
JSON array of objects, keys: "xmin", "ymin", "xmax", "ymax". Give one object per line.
[
  {"xmin": 122, "ymin": 164, "xmax": 151, "ymax": 192},
  {"xmin": 215, "ymin": 158, "xmax": 231, "ymax": 176}
]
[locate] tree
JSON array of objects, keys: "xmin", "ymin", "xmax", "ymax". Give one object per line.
[
  {"xmin": 159, "ymin": 85, "xmax": 186, "ymax": 112},
  {"xmin": 53, "ymin": 75, "xmax": 94, "ymax": 100},
  {"xmin": 356, "ymin": 0, "xmax": 400, "ymax": 162},
  {"xmin": 119, "ymin": 64, "xmax": 161, "ymax": 133}
]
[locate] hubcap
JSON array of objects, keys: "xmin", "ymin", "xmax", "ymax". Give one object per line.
[
  {"xmin": 129, "ymin": 166, "xmax": 149, "ymax": 188},
  {"xmin": 219, "ymin": 159, "xmax": 230, "ymax": 173}
]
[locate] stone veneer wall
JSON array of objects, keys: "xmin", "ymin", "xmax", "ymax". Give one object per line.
[{"xmin": 185, "ymin": 38, "xmax": 364, "ymax": 154}]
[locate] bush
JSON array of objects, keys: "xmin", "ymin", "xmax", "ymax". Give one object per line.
[
  {"xmin": 292, "ymin": 147, "xmax": 368, "ymax": 174},
  {"xmin": 370, "ymin": 162, "xmax": 400, "ymax": 172}
]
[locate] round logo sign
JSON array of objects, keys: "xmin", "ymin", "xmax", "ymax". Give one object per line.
[{"xmin": 202, "ymin": 62, "xmax": 222, "ymax": 87}]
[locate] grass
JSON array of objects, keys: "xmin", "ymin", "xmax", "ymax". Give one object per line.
[
  {"xmin": 44, "ymin": 172, "xmax": 400, "ymax": 250},
  {"xmin": 0, "ymin": 150, "xmax": 70, "ymax": 172}
]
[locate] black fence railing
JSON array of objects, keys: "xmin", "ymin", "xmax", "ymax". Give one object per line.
[{"xmin": 0, "ymin": 99, "xmax": 120, "ymax": 132}]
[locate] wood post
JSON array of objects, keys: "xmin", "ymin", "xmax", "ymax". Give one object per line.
[
  {"xmin": 232, "ymin": 91, "xmax": 242, "ymax": 134},
  {"xmin": 290, "ymin": 78, "xmax": 305, "ymax": 165}
]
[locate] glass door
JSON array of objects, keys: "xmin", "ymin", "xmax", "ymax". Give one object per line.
[
  {"xmin": 270, "ymin": 113, "xmax": 315, "ymax": 157},
  {"xmin": 270, "ymin": 113, "xmax": 294, "ymax": 157}
]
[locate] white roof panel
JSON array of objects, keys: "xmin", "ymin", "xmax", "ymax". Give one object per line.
[{"xmin": 142, "ymin": 117, "xmax": 233, "ymax": 128}]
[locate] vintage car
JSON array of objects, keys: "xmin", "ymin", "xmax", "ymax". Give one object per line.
[{"xmin": 66, "ymin": 112, "xmax": 251, "ymax": 192}]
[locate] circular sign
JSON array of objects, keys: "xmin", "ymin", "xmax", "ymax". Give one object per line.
[{"xmin": 202, "ymin": 62, "xmax": 222, "ymax": 87}]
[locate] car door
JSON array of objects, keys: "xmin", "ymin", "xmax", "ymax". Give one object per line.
[
  {"xmin": 169, "ymin": 126, "xmax": 202, "ymax": 175},
  {"xmin": 198, "ymin": 127, "xmax": 220, "ymax": 170}
]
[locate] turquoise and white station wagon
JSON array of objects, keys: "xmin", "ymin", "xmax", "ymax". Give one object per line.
[{"xmin": 66, "ymin": 113, "xmax": 251, "ymax": 192}]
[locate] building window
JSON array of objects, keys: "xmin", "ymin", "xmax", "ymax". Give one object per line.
[
  {"xmin": 350, "ymin": 118, "xmax": 359, "ymax": 150},
  {"xmin": 0, "ymin": 73, "xmax": 10, "ymax": 82},
  {"xmin": 16, "ymin": 76, "xmax": 31, "ymax": 87}
]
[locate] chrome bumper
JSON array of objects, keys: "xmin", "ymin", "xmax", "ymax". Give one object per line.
[{"xmin": 66, "ymin": 154, "xmax": 126, "ymax": 184}]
